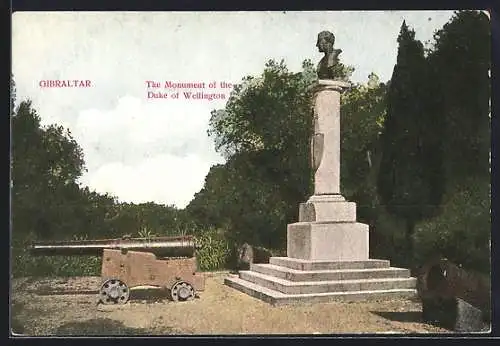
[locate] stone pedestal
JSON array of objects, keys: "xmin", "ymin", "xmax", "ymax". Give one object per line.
[{"xmin": 289, "ymin": 194, "xmax": 369, "ymax": 261}]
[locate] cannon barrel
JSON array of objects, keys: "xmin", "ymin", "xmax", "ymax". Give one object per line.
[{"xmin": 29, "ymin": 236, "xmax": 199, "ymax": 258}]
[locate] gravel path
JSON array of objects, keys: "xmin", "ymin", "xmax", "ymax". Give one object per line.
[{"xmin": 11, "ymin": 273, "xmax": 450, "ymax": 335}]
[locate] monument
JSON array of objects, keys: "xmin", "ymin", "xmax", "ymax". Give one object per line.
[
  {"xmin": 290, "ymin": 31, "xmax": 364, "ymax": 261},
  {"xmin": 225, "ymin": 31, "xmax": 417, "ymax": 305}
]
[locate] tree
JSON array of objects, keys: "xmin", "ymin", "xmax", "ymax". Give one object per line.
[
  {"xmin": 187, "ymin": 150, "xmax": 295, "ymax": 249},
  {"xmin": 192, "ymin": 58, "xmax": 393, "ymax": 251},
  {"xmin": 12, "ymin": 100, "xmax": 86, "ymax": 239},
  {"xmin": 187, "ymin": 164, "xmax": 231, "ymax": 228},
  {"xmin": 413, "ymin": 10, "xmax": 491, "ymax": 273},
  {"xmin": 428, "ymin": 10, "xmax": 490, "ymax": 186},
  {"xmin": 377, "ymin": 21, "xmax": 445, "ymax": 264},
  {"xmin": 209, "ymin": 59, "xmax": 315, "ymax": 158},
  {"xmin": 200, "ymin": 60, "xmax": 321, "ymax": 248},
  {"xmin": 341, "ymin": 74, "xmax": 387, "ymax": 201},
  {"xmin": 340, "ymin": 74, "xmax": 389, "ymax": 257}
]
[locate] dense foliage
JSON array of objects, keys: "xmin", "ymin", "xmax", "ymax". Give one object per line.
[
  {"xmin": 376, "ymin": 11, "xmax": 490, "ymax": 271},
  {"xmin": 412, "ymin": 11, "xmax": 491, "ymax": 273},
  {"xmin": 377, "ymin": 21, "xmax": 445, "ymax": 266}
]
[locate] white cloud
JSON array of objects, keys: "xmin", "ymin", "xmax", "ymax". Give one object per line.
[
  {"xmin": 74, "ymin": 95, "xmax": 209, "ymax": 148},
  {"xmin": 72, "ymin": 94, "xmax": 222, "ymax": 207},
  {"xmin": 81, "ymin": 154, "xmax": 212, "ymax": 208}
]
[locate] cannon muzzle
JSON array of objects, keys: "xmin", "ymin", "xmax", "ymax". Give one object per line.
[{"xmin": 29, "ymin": 235, "xmax": 199, "ymax": 258}]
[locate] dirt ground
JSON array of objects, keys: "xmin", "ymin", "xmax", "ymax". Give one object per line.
[{"xmin": 10, "ymin": 272, "xmax": 452, "ymax": 336}]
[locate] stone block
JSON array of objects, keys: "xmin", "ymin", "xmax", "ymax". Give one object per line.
[
  {"xmin": 287, "ymin": 222, "xmax": 369, "ymax": 261},
  {"xmin": 249, "ymin": 263, "xmax": 411, "ymax": 282},
  {"xmin": 299, "ymin": 195, "xmax": 356, "ymax": 222},
  {"xmin": 269, "ymin": 257, "xmax": 390, "ymax": 270}
]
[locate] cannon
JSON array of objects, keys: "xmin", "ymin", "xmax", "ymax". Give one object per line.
[
  {"xmin": 416, "ymin": 257, "xmax": 490, "ymax": 332},
  {"xmin": 30, "ymin": 235, "xmax": 205, "ymax": 305}
]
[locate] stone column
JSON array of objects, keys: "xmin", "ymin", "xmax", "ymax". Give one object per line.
[
  {"xmin": 287, "ymin": 79, "xmax": 369, "ymax": 261},
  {"xmin": 300, "ymin": 80, "xmax": 355, "ymax": 223},
  {"xmin": 311, "ymin": 80, "xmax": 349, "ymax": 196}
]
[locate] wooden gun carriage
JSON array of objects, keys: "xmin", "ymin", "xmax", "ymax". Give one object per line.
[{"xmin": 29, "ymin": 235, "xmax": 205, "ymax": 305}]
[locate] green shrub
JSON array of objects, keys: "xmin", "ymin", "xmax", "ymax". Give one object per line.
[
  {"xmin": 194, "ymin": 227, "xmax": 231, "ymax": 271},
  {"xmin": 369, "ymin": 206, "xmax": 408, "ymax": 267},
  {"xmin": 137, "ymin": 226, "xmax": 157, "ymax": 239},
  {"xmin": 11, "ymin": 233, "xmax": 101, "ymax": 278},
  {"xmin": 12, "ymin": 247, "xmax": 101, "ymax": 278},
  {"xmin": 413, "ymin": 177, "xmax": 490, "ymax": 274}
]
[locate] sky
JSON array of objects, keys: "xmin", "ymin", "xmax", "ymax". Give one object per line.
[{"xmin": 12, "ymin": 11, "xmax": 456, "ymax": 208}]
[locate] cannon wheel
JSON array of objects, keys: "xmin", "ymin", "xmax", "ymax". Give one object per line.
[
  {"xmin": 170, "ymin": 281, "xmax": 195, "ymax": 302},
  {"xmin": 99, "ymin": 278, "xmax": 130, "ymax": 305}
]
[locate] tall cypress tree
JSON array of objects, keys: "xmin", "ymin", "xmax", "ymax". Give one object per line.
[
  {"xmin": 377, "ymin": 21, "xmax": 444, "ymax": 264},
  {"xmin": 410, "ymin": 11, "xmax": 490, "ymax": 272},
  {"xmin": 429, "ymin": 10, "xmax": 491, "ymax": 186}
]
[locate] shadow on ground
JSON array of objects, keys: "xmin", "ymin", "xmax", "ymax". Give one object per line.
[
  {"xmin": 370, "ymin": 311, "xmax": 423, "ymax": 323},
  {"xmin": 54, "ymin": 318, "xmax": 174, "ymax": 336},
  {"xmin": 129, "ymin": 287, "xmax": 171, "ymax": 302},
  {"xmin": 371, "ymin": 310, "xmax": 450, "ymax": 332},
  {"xmin": 29, "ymin": 286, "xmax": 173, "ymax": 303}
]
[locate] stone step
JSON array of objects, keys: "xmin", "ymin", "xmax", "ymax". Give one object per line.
[
  {"xmin": 239, "ymin": 270, "xmax": 416, "ymax": 295},
  {"xmin": 224, "ymin": 275, "xmax": 418, "ymax": 306},
  {"xmin": 269, "ymin": 257, "xmax": 391, "ymax": 271},
  {"xmin": 250, "ymin": 263, "xmax": 411, "ymax": 282}
]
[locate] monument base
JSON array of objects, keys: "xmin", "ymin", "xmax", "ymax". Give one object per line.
[
  {"xmin": 224, "ymin": 257, "xmax": 417, "ymax": 306},
  {"xmin": 224, "ymin": 194, "xmax": 417, "ymax": 306},
  {"xmin": 290, "ymin": 193, "xmax": 368, "ymax": 261}
]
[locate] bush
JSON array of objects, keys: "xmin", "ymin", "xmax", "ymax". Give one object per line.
[
  {"xmin": 194, "ymin": 227, "xmax": 231, "ymax": 271},
  {"xmin": 11, "ymin": 233, "xmax": 102, "ymax": 278},
  {"xmin": 12, "ymin": 247, "xmax": 101, "ymax": 278},
  {"xmin": 413, "ymin": 177, "xmax": 490, "ymax": 274},
  {"xmin": 369, "ymin": 206, "xmax": 409, "ymax": 267}
]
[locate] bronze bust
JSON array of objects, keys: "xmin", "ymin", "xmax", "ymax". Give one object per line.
[{"xmin": 316, "ymin": 31, "xmax": 343, "ymax": 80}]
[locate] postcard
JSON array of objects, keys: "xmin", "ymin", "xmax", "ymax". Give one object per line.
[{"xmin": 10, "ymin": 10, "xmax": 491, "ymax": 336}]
